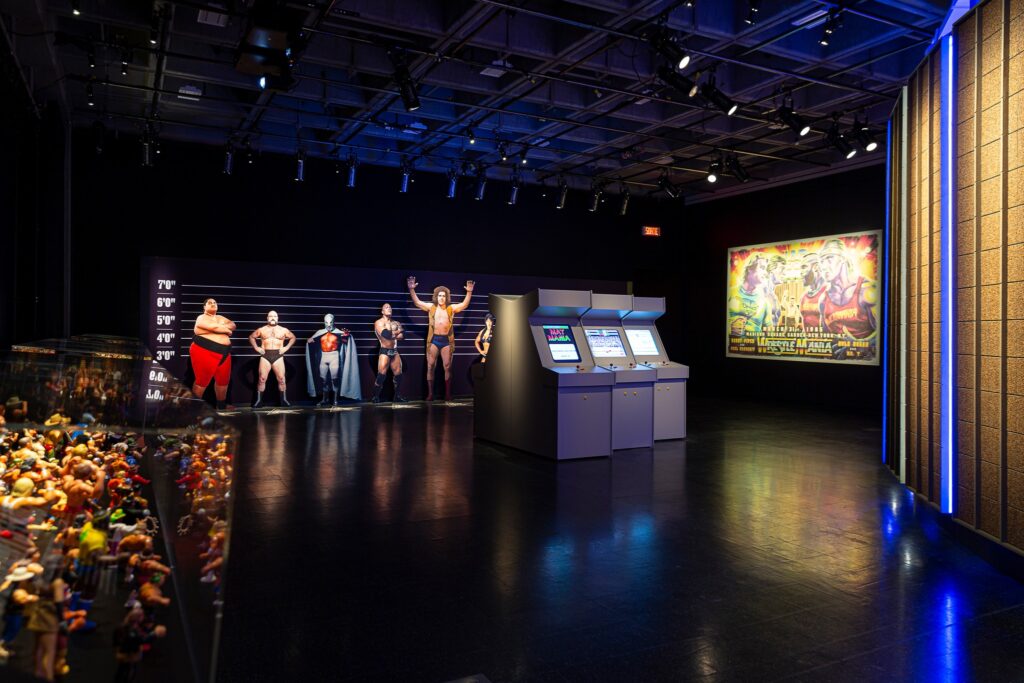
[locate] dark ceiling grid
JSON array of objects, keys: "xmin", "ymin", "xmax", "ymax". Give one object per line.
[{"xmin": 0, "ymin": 0, "xmax": 949, "ymax": 203}]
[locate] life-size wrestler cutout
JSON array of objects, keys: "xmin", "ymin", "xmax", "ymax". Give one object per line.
[
  {"xmin": 248, "ymin": 310, "xmax": 296, "ymax": 408},
  {"xmin": 304, "ymin": 313, "xmax": 362, "ymax": 406},
  {"xmin": 191, "ymin": 298, "xmax": 236, "ymax": 409},
  {"xmin": 372, "ymin": 304, "xmax": 406, "ymax": 403},
  {"xmin": 474, "ymin": 313, "xmax": 495, "ymax": 363},
  {"xmin": 407, "ymin": 276, "xmax": 474, "ymax": 401}
]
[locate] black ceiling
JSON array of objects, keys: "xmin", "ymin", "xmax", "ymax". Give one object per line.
[{"xmin": 1, "ymin": 0, "xmax": 950, "ymax": 202}]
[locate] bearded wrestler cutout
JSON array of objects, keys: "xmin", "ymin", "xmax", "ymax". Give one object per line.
[
  {"xmin": 372, "ymin": 303, "xmax": 406, "ymax": 403},
  {"xmin": 191, "ymin": 298, "xmax": 236, "ymax": 409},
  {"xmin": 248, "ymin": 310, "xmax": 296, "ymax": 408},
  {"xmin": 407, "ymin": 276, "xmax": 474, "ymax": 401}
]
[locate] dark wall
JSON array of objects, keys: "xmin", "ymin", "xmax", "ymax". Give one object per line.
[
  {"xmin": 69, "ymin": 133, "xmax": 683, "ymax": 340},
  {"xmin": 677, "ymin": 165, "xmax": 887, "ymax": 413},
  {"xmin": 68, "ymin": 132, "xmax": 885, "ymax": 411}
]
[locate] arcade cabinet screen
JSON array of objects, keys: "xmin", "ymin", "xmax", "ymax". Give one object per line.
[
  {"xmin": 584, "ymin": 328, "xmax": 627, "ymax": 358},
  {"xmin": 726, "ymin": 229, "xmax": 882, "ymax": 365},
  {"xmin": 625, "ymin": 329, "xmax": 660, "ymax": 356},
  {"xmin": 543, "ymin": 325, "xmax": 581, "ymax": 362}
]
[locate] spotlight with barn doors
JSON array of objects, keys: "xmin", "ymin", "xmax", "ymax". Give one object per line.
[
  {"xmin": 827, "ymin": 119, "xmax": 856, "ymax": 159},
  {"xmin": 556, "ymin": 176, "xmax": 569, "ymax": 210},
  {"xmin": 508, "ymin": 171, "xmax": 521, "ymax": 206},
  {"xmin": 399, "ymin": 157, "xmax": 412, "ymax": 193},
  {"xmin": 446, "ymin": 169, "xmax": 458, "ymax": 199},
  {"xmin": 658, "ymin": 172, "xmax": 680, "ymax": 198},
  {"xmin": 474, "ymin": 167, "xmax": 488, "ymax": 201},
  {"xmin": 650, "ymin": 30, "xmax": 690, "ymax": 70},
  {"xmin": 388, "ymin": 49, "xmax": 420, "ymax": 112}
]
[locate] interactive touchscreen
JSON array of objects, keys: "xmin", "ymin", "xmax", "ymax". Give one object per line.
[
  {"xmin": 543, "ymin": 325, "xmax": 581, "ymax": 362},
  {"xmin": 625, "ymin": 328, "xmax": 660, "ymax": 356},
  {"xmin": 584, "ymin": 328, "xmax": 627, "ymax": 358}
]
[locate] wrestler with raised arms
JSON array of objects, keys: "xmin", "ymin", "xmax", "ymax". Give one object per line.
[{"xmin": 407, "ymin": 276, "xmax": 474, "ymax": 401}]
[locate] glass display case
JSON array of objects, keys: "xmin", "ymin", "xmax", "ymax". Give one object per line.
[{"xmin": 0, "ymin": 336, "xmax": 236, "ymax": 683}]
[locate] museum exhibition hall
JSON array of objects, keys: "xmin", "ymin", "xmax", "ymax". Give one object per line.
[{"xmin": 1, "ymin": 0, "xmax": 1023, "ymax": 681}]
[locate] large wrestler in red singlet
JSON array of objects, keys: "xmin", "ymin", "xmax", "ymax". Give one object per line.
[
  {"xmin": 822, "ymin": 277, "xmax": 874, "ymax": 339},
  {"xmin": 799, "ymin": 286, "xmax": 827, "ymax": 330}
]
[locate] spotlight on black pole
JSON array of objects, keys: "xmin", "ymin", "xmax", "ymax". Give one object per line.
[
  {"xmin": 853, "ymin": 120, "xmax": 878, "ymax": 152},
  {"xmin": 508, "ymin": 171, "xmax": 521, "ymax": 206},
  {"xmin": 657, "ymin": 66, "xmax": 698, "ymax": 99},
  {"xmin": 618, "ymin": 184, "xmax": 631, "ymax": 217},
  {"xmin": 223, "ymin": 146, "xmax": 234, "ymax": 175},
  {"xmin": 446, "ymin": 168, "xmax": 458, "ymax": 199},
  {"xmin": 588, "ymin": 182, "xmax": 604, "ymax": 213},
  {"xmin": 706, "ymin": 157, "xmax": 720, "ymax": 184},
  {"xmin": 474, "ymin": 168, "xmax": 488, "ymax": 201},
  {"xmin": 467, "ymin": 128, "xmax": 476, "ymax": 144},
  {"xmin": 724, "ymin": 154, "xmax": 750, "ymax": 183},
  {"xmin": 399, "ymin": 157, "xmax": 412, "ymax": 193},
  {"xmin": 345, "ymin": 154, "xmax": 358, "ymax": 187},
  {"xmin": 149, "ymin": 10, "xmax": 160, "ymax": 45},
  {"xmin": 700, "ymin": 79, "xmax": 738, "ymax": 116},
  {"xmin": 658, "ymin": 172, "xmax": 680, "ymax": 198},
  {"xmin": 778, "ymin": 106, "xmax": 810, "ymax": 137},
  {"xmin": 827, "ymin": 120, "xmax": 856, "ymax": 159},
  {"xmin": 388, "ymin": 49, "xmax": 420, "ymax": 112},
  {"xmin": 556, "ymin": 176, "xmax": 569, "ymax": 210},
  {"xmin": 744, "ymin": 0, "xmax": 761, "ymax": 25},
  {"xmin": 245, "ymin": 139, "xmax": 254, "ymax": 165},
  {"xmin": 86, "ymin": 81, "xmax": 95, "ymax": 106},
  {"xmin": 650, "ymin": 30, "xmax": 690, "ymax": 70},
  {"xmin": 294, "ymin": 150, "xmax": 305, "ymax": 182},
  {"xmin": 72, "ymin": 0, "xmax": 81, "ymax": 16},
  {"xmin": 87, "ymin": 48, "xmax": 95, "ymax": 68}
]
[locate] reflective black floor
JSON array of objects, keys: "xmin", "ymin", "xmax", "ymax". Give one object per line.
[{"xmin": 217, "ymin": 399, "xmax": 1024, "ymax": 682}]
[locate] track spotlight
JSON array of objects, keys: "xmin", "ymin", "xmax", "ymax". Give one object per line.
[
  {"xmin": 399, "ymin": 157, "xmax": 412, "ymax": 193},
  {"xmin": 657, "ymin": 66, "xmax": 698, "ymax": 99},
  {"xmin": 86, "ymin": 81, "xmax": 94, "ymax": 106},
  {"xmin": 588, "ymin": 183, "xmax": 604, "ymax": 213},
  {"xmin": 778, "ymin": 106, "xmax": 811, "ymax": 137},
  {"xmin": 72, "ymin": 0, "xmax": 81, "ymax": 16},
  {"xmin": 345, "ymin": 154, "xmax": 358, "ymax": 187},
  {"xmin": 223, "ymin": 146, "xmax": 234, "ymax": 175},
  {"xmin": 149, "ymin": 11, "xmax": 160, "ymax": 45},
  {"xmin": 498, "ymin": 143, "xmax": 508, "ymax": 162},
  {"xmin": 468, "ymin": 128, "xmax": 476, "ymax": 144},
  {"xmin": 744, "ymin": 0, "xmax": 761, "ymax": 25},
  {"xmin": 618, "ymin": 185, "xmax": 631, "ymax": 217},
  {"xmin": 245, "ymin": 139, "xmax": 254, "ymax": 165},
  {"xmin": 650, "ymin": 31, "xmax": 690, "ymax": 70},
  {"xmin": 820, "ymin": 9, "xmax": 840, "ymax": 46},
  {"xmin": 700, "ymin": 81, "xmax": 738, "ymax": 116},
  {"xmin": 706, "ymin": 158, "xmax": 719, "ymax": 183},
  {"xmin": 141, "ymin": 126, "xmax": 154, "ymax": 168},
  {"xmin": 520, "ymin": 150, "xmax": 528, "ymax": 165},
  {"xmin": 446, "ymin": 169, "xmax": 458, "ymax": 199},
  {"xmin": 658, "ymin": 172, "xmax": 680, "ymax": 198},
  {"xmin": 474, "ymin": 168, "xmax": 488, "ymax": 201},
  {"xmin": 827, "ymin": 121, "xmax": 856, "ymax": 159},
  {"xmin": 294, "ymin": 151, "xmax": 305, "ymax": 182},
  {"xmin": 87, "ymin": 48, "xmax": 95, "ymax": 68},
  {"xmin": 508, "ymin": 171, "xmax": 521, "ymax": 206},
  {"xmin": 556, "ymin": 177, "xmax": 569, "ymax": 210},
  {"xmin": 853, "ymin": 121, "xmax": 878, "ymax": 152},
  {"xmin": 388, "ymin": 49, "xmax": 420, "ymax": 112},
  {"xmin": 725, "ymin": 154, "xmax": 750, "ymax": 183},
  {"xmin": 121, "ymin": 51, "xmax": 129, "ymax": 76}
]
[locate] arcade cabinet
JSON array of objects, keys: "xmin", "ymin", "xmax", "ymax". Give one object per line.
[{"xmin": 622, "ymin": 296, "xmax": 689, "ymax": 440}]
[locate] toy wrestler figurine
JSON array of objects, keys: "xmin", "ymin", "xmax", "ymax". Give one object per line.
[
  {"xmin": 248, "ymin": 310, "xmax": 296, "ymax": 409},
  {"xmin": 474, "ymin": 313, "xmax": 495, "ymax": 363},
  {"xmin": 372, "ymin": 303, "xmax": 405, "ymax": 403},
  {"xmin": 407, "ymin": 276, "xmax": 474, "ymax": 401},
  {"xmin": 304, "ymin": 314, "xmax": 362, "ymax": 406},
  {"xmin": 190, "ymin": 298, "xmax": 236, "ymax": 409}
]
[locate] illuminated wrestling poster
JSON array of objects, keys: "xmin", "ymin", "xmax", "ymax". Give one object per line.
[{"xmin": 726, "ymin": 230, "xmax": 881, "ymax": 365}]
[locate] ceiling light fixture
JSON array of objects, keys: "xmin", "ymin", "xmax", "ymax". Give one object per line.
[
  {"xmin": 778, "ymin": 106, "xmax": 811, "ymax": 137},
  {"xmin": 399, "ymin": 157, "xmax": 412, "ymax": 193},
  {"xmin": 650, "ymin": 30, "xmax": 690, "ymax": 70},
  {"xmin": 388, "ymin": 49, "xmax": 420, "ymax": 112},
  {"xmin": 345, "ymin": 154, "xmax": 357, "ymax": 187},
  {"xmin": 223, "ymin": 146, "xmax": 234, "ymax": 175},
  {"xmin": 446, "ymin": 168, "xmax": 458, "ymax": 199},
  {"xmin": 474, "ymin": 167, "xmax": 488, "ymax": 201},
  {"xmin": 294, "ymin": 150, "xmax": 305, "ymax": 182},
  {"xmin": 508, "ymin": 170, "xmax": 521, "ymax": 206},
  {"xmin": 700, "ymin": 78, "xmax": 738, "ymax": 116},
  {"xmin": 72, "ymin": 0, "xmax": 81, "ymax": 16},
  {"xmin": 725, "ymin": 154, "xmax": 751, "ymax": 183},
  {"xmin": 658, "ymin": 172, "xmax": 680, "ymax": 198},
  {"xmin": 657, "ymin": 66, "xmax": 698, "ymax": 100},
  {"xmin": 618, "ymin": 185, "xmax": 631, "ymax": 217},
  {"xmin": 827, "ymin": 120, "xmax": 856, "ymax": 159},
  {"xmin": 588, "ymin": 182, "xmax": 604, "ymax": 213},
  {"xmin": 556, "ymin": 176, "xmax": 569, "ymax": 210}
]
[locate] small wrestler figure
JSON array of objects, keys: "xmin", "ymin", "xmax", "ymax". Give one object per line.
[
  {"xmin": 728, "ymin": 255, "xmax": 768, "ymax": 338},
  {"xmin": 798, "ymin": 252, "xmax": 827, "ymax": 331},
  {"xmin": 407, "ymin": 276, "xmax": 474, "ymax": 401},
  {"xmin": 474, "ymin": 313, "xmax": 495, "ymax": 363},
  {"xmin": 306, "ymin": 314, "xmax": 349, "ymax": 407},
  {"xmin": 372, "ymin": 303, "xmax": 406, "ymax": 403},
  {"xmin": 248, "ymin": 310, "xmax": 296, "ymax": 409},
  {"xmin": 190, "ymin": 298, "xmax": 236, "ymax": 410}
]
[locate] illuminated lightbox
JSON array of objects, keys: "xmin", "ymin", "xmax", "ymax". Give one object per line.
[
  {"xmin": 543, "ymin": 325, "xmax": 581, "ymax": 362},
  {"xmin": 584, "ymin": 328, "xmax": 627, "ymax": 358}
]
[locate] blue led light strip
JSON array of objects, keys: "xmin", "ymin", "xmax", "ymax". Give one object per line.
[
  {"xmin": 883, "ymin": 119, "xmax": 893, "ymax": 463},
  {"xmin": 939, "ymin": 34, "xmax": 957, "ymax": 515}
]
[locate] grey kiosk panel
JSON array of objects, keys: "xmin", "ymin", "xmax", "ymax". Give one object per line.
[
  {"xmin": 473, "ymin": 289, "xmax": 613, "ymax": 460},
  {"xmin": 581, "ymin": 293, "xmax": 656, "ymax": 450},
  {"xmin": 623, "ymin": 296, "xmax": 689, "ymax": 440}
]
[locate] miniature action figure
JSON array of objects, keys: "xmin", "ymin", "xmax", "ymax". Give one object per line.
[
  {"xmin": 372, "ymin": 303, "xmax": 406, "ymax": 403},
  {"xmin": 304, "ymin": 313, "xmax": 361, "ymax": 406},
  {"xmin": 248, "ymin": 310, "xmax": 296, "ymax": 408},
  {"xmin": 407, "ymin": 276, "xmax": 475, "ymax": 401},
  {"xmin": 474, "ymin": 313, "xmax": 495, "ymax": 363},
  {"xmin": 190, "ymin": 298, "xmax": 236, "ymax": 409}
]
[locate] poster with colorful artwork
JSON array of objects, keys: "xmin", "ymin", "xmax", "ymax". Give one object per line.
[{"xmin": 726, "ymin": 230, "xmax": 882, "ymax": 365}]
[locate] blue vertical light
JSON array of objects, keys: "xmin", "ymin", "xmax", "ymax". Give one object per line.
[
  {"xmin": 883, "ymin": 119, "xmax": 893, "ymax": 463},
  {"xmin": 939, "ymin": 33, "xmax": 957, "ymax": 514}
]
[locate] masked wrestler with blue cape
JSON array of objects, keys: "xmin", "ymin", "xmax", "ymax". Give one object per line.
[{"xmin": 305, "ymin": 313, "xmax": 362, "ymax": 405}]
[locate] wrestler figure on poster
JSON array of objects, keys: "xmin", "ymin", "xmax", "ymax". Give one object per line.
[
  {"xmin": 248, "ymin": 310, "xmax": 296, "ymax": 408},
  {"xmin": 190, "ymin": 298, "xmax": 235, "ymax": 409},
  {"xmin": 728, "ymin": 256, "xmax": 768, "ymax": 338},
  {"xmin": 372, "ymin": 304, "xmax": 405, "ymax": 404},
  {"xmin": 407, "ymin": 276, "xmax": 474, "ymax": 401},
  {"xmin": 819, "ymin": 239, "xmax": 878, "ymax": 358},
  {"xmin": 798, "ymin": 252, "xmax": 828, "ymax": 332}
]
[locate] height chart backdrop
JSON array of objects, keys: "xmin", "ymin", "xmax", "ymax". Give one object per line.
[
  {"xmin": 726, "ymin": 230, "xmax": 882, "ymax": 365},
  {"xmin": 142, "ymin": 257, "xmax": 627, "ymax": 402}
]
